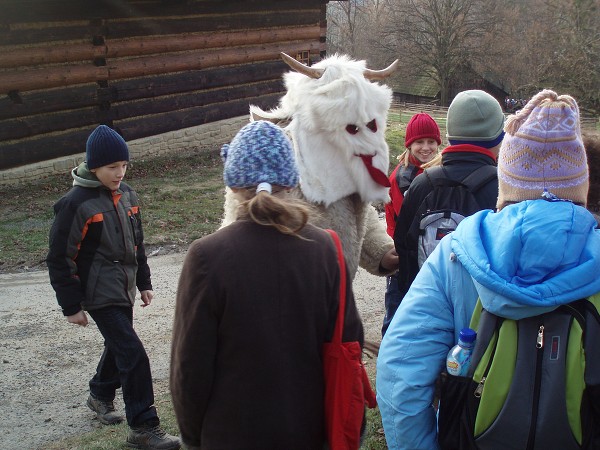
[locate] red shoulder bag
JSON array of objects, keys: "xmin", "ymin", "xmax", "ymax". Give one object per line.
[{"xmin": 323, "ymin": 229, "xmax": 377, "ymax": 450}]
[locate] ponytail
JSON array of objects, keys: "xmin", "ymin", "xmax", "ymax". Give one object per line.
[{"xmin": 235, "ymin": 187, "xmax": 314, "ymax": 237}]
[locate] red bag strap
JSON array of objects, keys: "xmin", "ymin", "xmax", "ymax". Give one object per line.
[{"xmin": 326, "ymin": 229, "xmax": 346, "ymax": 345}]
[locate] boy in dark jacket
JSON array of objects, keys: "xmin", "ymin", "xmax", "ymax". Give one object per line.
[{"xmin": 47, "ymin": 125, "xmax": 180, "ymax": 450}]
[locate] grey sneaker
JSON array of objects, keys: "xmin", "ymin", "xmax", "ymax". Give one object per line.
[
  {"xmin": 126, "ymin": 423, "xmax": 181, "ymax": 450},
  {"xmin": 86, "ymin": 394, "xmax": 124, "ymax": 425}
]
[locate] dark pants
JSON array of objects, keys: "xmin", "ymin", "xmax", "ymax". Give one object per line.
[
  {"xmin": 88, "ymin": 306, "xmax": 158, "ymax": 427},
  {"xmin": 381, "ymin": 272, "xmax": 404, "ymax": 337}
]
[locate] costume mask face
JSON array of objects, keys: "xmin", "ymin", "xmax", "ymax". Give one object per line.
[{"xmin": 250, "ymin": 53, "xmax": 398, "ymax": 206}]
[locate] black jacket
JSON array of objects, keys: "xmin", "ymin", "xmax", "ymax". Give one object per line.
[
  {"xmin": 393, "ymin": 144, "xmax": 499, "ymax": 297},
  {"xmin": 47, "ymin": 163, "xmax": 151, "ymax": 316}
]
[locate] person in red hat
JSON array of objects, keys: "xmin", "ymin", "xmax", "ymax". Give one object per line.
[{"xmin": 382, "ymin": 112, "xmax": 442, "ymax": 336}]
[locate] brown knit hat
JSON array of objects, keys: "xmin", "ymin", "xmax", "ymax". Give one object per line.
[{"xmin": 496, "ymin": 89, "xmax": 589, "ymax": 210}]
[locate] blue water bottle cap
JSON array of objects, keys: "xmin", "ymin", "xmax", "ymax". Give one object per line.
[{"xmin": 459, "ymin": 327, "xmax": 477, "ymax": 343}]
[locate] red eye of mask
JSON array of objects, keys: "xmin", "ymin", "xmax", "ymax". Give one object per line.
[
  {"xmin": 346, "ymin": 124, "xmax": 359, "ymax": 135},
  {"xmin": 367, "ymin": 119, "xmax": 377, "ymax": 132}
]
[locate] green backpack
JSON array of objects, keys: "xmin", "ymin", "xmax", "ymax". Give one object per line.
[{"xmin": 438, "ymin": 293, "xmax": 600, "ymax": 450}]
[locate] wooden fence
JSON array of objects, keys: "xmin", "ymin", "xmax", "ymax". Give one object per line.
[{"xmin": 391, "ymin": 101, "xmax": 599, "ymax": 131}]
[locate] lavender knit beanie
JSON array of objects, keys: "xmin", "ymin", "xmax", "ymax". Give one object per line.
[
  {"xmin": 221, "ymin": 121, "xmax": 299, "ymax": 188},
  {"xmin": 496, "ymin": 89, "xmax": 589, "ymax": 209}
]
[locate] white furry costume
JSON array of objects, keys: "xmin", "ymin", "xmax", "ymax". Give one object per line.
[{"xmin": 223, "ymin": 54, "xmax": 397, "ymax": 280}]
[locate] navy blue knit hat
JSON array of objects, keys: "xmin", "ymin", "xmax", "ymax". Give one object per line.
[
  {"xmin": 86, "ymin": 125, "xmax": 130, "ymax": 169},
  {"xmin": 221, "ymin": 121, "xmax": 299, "ymax": 188}
]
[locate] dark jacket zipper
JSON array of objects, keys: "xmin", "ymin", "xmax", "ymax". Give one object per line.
[
  {"xmin": 526, "ymin": 324, "xmax": 545, "ymax": 450},
  {"xmin": 112, "ymin": 191, "xmax": 130, "ymax": 297}
]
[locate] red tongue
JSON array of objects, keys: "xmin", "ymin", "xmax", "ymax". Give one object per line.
[{"xmin": 359, "ymin": 155, "xmax": 391, "ymax": 187}]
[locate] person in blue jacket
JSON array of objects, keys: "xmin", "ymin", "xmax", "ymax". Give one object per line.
[{"xmin": 376, "ymin": 89, "xmax": 600, "ymax": 450}]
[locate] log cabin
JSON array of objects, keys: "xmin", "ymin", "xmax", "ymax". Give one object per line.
[{"xmin": 0, "ymin": 0, "xmax": 340, "ymax": 183}]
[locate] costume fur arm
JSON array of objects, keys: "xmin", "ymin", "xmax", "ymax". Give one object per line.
[{"xmin": 359, "ymin": 204, "xmax": 395, "ymax": 276}]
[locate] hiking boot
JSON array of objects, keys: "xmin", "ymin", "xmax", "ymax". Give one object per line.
[
  {"xmin": 126, "ymin": 423, "xmax": 181, "ymax": 450},
  {"xmin": 86, "ymin": 394, "xmax": 124, "ymax": 425}
]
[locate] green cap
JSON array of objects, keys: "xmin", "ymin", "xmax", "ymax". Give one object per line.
[{"xmin": 446, "ymin": 90, "xmax": 505, "ymax": 143}]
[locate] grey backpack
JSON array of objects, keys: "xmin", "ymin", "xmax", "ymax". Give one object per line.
[
  {"xmin": 438, "ymin": 294, "xmax": 600, "ymax": 450},
  {"xmin": 413, "ymin": 165, "xmax": 496, "ymax": 267}
]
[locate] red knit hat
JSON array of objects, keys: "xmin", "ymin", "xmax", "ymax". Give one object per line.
[{"xmin": 405, "ymin": 113, "xmax": 442, "ymax": 147}]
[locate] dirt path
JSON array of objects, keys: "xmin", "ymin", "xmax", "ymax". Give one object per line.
[{"xmin": 0, "ymin": 252, "xmax": 385, "ymax": 449}]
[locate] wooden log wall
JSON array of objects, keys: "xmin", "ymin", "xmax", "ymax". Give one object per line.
[{"xmin": 0, "ymin": 0, "xmax": 330, "ymax": 170}]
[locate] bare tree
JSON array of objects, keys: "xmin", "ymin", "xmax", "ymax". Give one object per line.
[
  {"xmin": 328, "ymin": 0, "xmax": 600, "ymax": 113},
  {"xmin": 543, "ymin": 0, "xmax": 600, "ymax": 113},
  {"xmin": 327, "ymin": 0, "xmax": 392, "ymax": 66},
  {"xmin": 489, "ymin": 0, "xmax": 599, "ymax": 113},
  {"xmin": 379, "ymin": 0, "xmax": 498, "ymax": 106},
  {"xmin": 327, "ymin": 0, "xmax": 363, "ymax": 56}
]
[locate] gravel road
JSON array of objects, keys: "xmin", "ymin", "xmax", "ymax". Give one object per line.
[{"xmin": 0, "ymin": 251, "xmax": 385, "ymax": 449}]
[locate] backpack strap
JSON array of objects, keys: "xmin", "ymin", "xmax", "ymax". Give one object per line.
[
  {"xmin": 583, "ymin": 293, "xmax": 600, "ymax": 324},
  {"xmin": 469, "ymin": 298, "xmax": 484, "ymax": 331},
  {"xmin": 459, "ymin": 165, "xmax": 498, "ymax": 194},
  {"xmin": 422, "ymin": 166, "xmax": 453, "ymax": 189},
  {"xmin": 423, "ymin": 165, "xmax": 496, "ymax": 193},
  {"xmin": 579, "ymin": 293, "xmax": 600, "ymax": 385}
]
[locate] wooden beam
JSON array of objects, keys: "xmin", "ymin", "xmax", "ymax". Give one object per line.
[
  {"xmin": 116, "ymin": 93, "xmax": 282, "ymax": 141},
  {"xmin": 0, "ymin": 42, "xmax": 319, "ymax": 94},
  {"xmin": 106, "ymin": 26, "xmax": 320, "ymax": 59},
  {"xmin": 0, "ymin": 129, "xmax": 90, "ymax": 170},
  {"xmin": 0, "ymin": 11, "xmax": 320, "ymax": 46},
  {"xmin": 104, "ymin": 12, "xmax": 320, "ymax": 39},
  {"xmin": 0, "ymin": 106, "xmax": 100, "ymax": 141},
  {"xmin": 111, "ymin": 81, "xmax": 284, "ymax": 122},
  {"xmin": 0, "ymin": 65, "xmax": 108, "ymax": 95},
  {"xmin": 0, "ymin": 84, "xmax": 99, "ymax": 120},
  {"xmin": 0, "ymin": 0, "xmax": 321, "ymax": 24},
  {"xmin": 0, "ymin": 43, "xmax": 104, "ymax": 68},
  {"xmin": 0, "ymin": 26, "xmax": 320, "ymax": 68},
  {"xmin": 107, "ymin": 42, "xmax": 321, "ymax": 80},
  {"xmin": 0, "ymin": 23, "xmax": 99, "ymax": 47},
  {"xmin": 111, "ymin": 60, "xmax": 286, "ymax": 101}
]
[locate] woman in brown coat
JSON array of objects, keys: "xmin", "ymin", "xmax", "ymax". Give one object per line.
[{"xmin": 170, "ymin": 121, "xmax": 365, "ymax": 450}]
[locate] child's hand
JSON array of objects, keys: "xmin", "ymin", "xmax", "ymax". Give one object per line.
[
  {"xmin": 140, "ymin": 290, "xmax": 154, "ymax": 307},
  {"xmin": 67, "ymin": 310, "xmax": 88, "ymax": 327}
]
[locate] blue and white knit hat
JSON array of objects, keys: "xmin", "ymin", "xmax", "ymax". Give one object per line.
[{"xmin": 221, "ymin": 121, "xmax": 299, "ymax": 189}]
